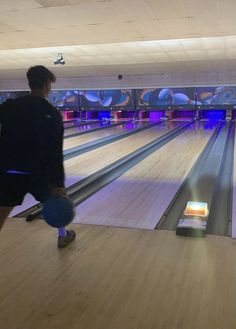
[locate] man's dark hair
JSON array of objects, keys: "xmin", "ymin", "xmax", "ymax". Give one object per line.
[{"xmin": 26, "ymin": 65, "xmax": 56, "ymax": 89}]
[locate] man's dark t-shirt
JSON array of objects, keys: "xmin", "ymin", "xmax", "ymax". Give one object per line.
[{"xmin": 0, "ymin": 95, "xmax": 64, "ymax": 187}]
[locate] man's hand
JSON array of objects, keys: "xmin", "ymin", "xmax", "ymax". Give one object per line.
[{"xmin": 51, "ymin": 187, "xmax": 66, "ymax": 197}]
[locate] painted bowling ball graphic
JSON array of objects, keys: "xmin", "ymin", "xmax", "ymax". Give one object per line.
[
  {"xmin": 0, "ymin": 95, "xmax": 7, "ymax": 104},
  {"xmin": 198, "ymin": 87, "xmax": 236, "ymax": 105},
  {"xmin": 158, "ymin": 88, "xmax": 172, "ymax": 100},
  {"xmin": 149, "ymin": 89, "xmax": 167, "ymax": 105},
  {"xmin": 139, "ymin": 88, "xmax": 194, "ymax": 106},
  {"xmin": 79, "ymin": 90, "xmax": 131, "ymax": 107},
  {"xmin": 139, "ymin": 89, "xmax": 156, "ymax": 105},
  {"xmin": 50, "ymin": 90, "xmax": 78, "ymax": 107},
  {"xmin": 139, "ymin": 88, "xmax": 172, "ymax": 106},
  {"xmin": 99, "ymin": 90, "xmax": 131, "ymax": 107},
  {"xmin": 171, "ymin": 93, "xmax": 194, "ymax": 105},
  {"xmin": 212, "ymin": 88, "xmax": 234, "ymax": 104}
]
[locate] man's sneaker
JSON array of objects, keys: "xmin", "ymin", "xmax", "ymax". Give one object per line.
[{"xmin": 58, "ymin": 230, "xmax": 76, "ymax": 249}]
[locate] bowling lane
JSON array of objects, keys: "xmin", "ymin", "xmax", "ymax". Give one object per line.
[
  {"xmin": 63, "ymin": 120, "xmax": 159, "ymax": 150},
  {"xmin": 64, "ymin": 121, "xmax": 111, "ymax": 136},
  {"xmin": 64, "ymin": 120, "xmax": 184, "ymax": 179},
  {"xmin": 63, "ymin": 119, "xmax": 134, "ymax": 137},
  {"xmin": 63, "ymin": 119, "xmax": 100, "ymax": 126},
  {"xmin": 73, "ymin": 122, "xmax": 217, "ymax": 229},
  {"xmin": 11, "ymin": 120, "xmax": 183, "ymax": 216}
]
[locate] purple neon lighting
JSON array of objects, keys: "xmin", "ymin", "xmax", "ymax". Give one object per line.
[{"xmin": 5, "ymin": 170, "xmax": 30, "ymax": 174}]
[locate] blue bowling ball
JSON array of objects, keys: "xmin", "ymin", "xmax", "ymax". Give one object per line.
[
  {"xmin": 42, "ymin": 195, "xmax": 75, "ymax": 228},
  {"xmin": 158, "ymin": 88, "xmax": 171, "ymax": 100}
]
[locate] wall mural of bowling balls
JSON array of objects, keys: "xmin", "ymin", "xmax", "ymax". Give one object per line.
[
  {"xmin": 170, "ymin": 88, "xmax": 195, "ymax": 106},
  {"xmin": 137, "ymin": 88, "xmax": 196, "ymax": 107},
  {"xmin": 196, "ymin": 87, "xmax": 236, "ymax": 105},
  {"xmin": 49, "ymin": 90, "xmax": 79, "ymax": 108},
  {"xmin": 137, "ymin": 89, "xmax": 170, "ymax": 106},
  {"xmin": 79, "ymin": 89, "xmax": 133, "ymax": 108},
  {"xmin": 0, "ymin": 91, "xmax": 29, "ymax": 104}
]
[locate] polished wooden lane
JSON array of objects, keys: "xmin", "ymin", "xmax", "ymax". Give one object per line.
[
  {"xmin": 10, "ymin": 121, "xmax": 182, "ymax": 217},
  {"xmin": 64, "ymin": 121, "xmax": 182, "ymax": 178},
  {"xmin": 73, "ymin": 122, "xmax": 216, "ymax": 229},
  {"xmin": 64, "ymin": 121, "xmax": 122, "ymax": 137},
  {"xmin": 63, "ymin": 120, "xmax": 150, "ymax": 150},
  {"xmin": 1, "ymin": 220, "xmax": 236, "ymax": 329},
  {"xmin": 64, "ymin": 121, "xmax": 138, "ymax": 149}
]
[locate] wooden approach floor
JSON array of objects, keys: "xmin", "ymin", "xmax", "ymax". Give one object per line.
[{"xmin": 1, "ymin": 219, "xmax": 236, "ymax": 329}]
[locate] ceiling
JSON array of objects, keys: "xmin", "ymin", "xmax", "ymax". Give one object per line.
[{"xmin": 0, "ymin": 0, "xmax": 236, "ymax": 89}]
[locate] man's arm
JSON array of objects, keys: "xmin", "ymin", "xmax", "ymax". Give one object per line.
[{"xmin": 46, "ymin": 110, "xmax": 65, "ymax": 193}]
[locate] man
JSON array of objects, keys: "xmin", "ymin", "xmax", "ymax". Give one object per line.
[{"xmin": 0, "ymin": 65, "xmax": 76, "ymax": 248}]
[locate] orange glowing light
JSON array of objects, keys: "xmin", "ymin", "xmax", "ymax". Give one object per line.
[{"xmin": 184, "ymin": 201, "xmax": 208, "ymax": 217}]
